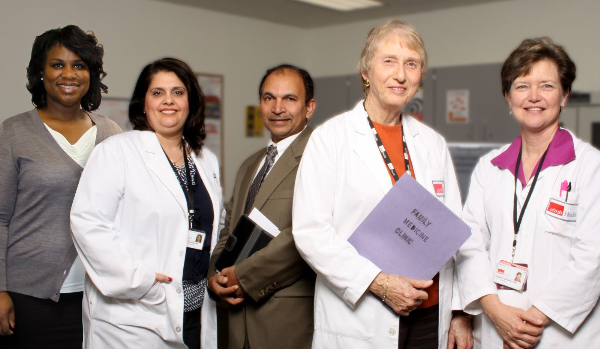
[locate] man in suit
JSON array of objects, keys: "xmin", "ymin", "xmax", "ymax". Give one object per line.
[{"xmin": 207, "ymin": 64, "xmax": 316, "ymax": 349}]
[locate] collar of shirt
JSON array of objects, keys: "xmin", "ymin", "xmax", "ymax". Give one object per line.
[
  {"xmin": 268, "ymin": 126, "xmax": 305, "ymax": 163},
  {"xmin": 491, "ymin": 128, "xmax": 576, "ymax": 186},
  {"xmin": 253, "ymin": 126, "xmax": 306, "ymax": 180}
]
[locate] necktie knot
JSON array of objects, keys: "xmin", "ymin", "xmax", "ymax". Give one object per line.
[{"xmin": 266, "ymin": 144, "xmax": 278, "ymax": 161}]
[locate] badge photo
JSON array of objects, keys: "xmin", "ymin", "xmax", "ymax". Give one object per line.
[
  {"xmin": 187, "ymin": 229, "xmax": 206, "ymax": 250},
  {"xmin": 493, "ymin": 260, "xmax": 528, "ymax": 292}
]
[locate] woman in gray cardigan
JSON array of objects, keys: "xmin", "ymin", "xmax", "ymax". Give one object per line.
[{"xmin": 0, "ymin": 25, "xmax": 121, "ymax": 348}]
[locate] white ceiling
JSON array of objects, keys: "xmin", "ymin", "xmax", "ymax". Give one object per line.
[{"xmin": 153, "ymin": 0, "xmax": 510, "ymax": 29}]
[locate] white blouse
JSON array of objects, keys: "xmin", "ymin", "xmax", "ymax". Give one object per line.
[{"xmin": 45, "ymin": 123, "xmax": 97, "ymax": 293}]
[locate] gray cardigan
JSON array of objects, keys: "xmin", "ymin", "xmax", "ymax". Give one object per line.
[{"xmin": 0, "ymin": 109, "xmax": 122, "ymax": 301}]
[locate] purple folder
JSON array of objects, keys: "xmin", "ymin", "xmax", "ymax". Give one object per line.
[{"xmin": 348, "ymin": 173, "xmax": 471, "ymax": 280}]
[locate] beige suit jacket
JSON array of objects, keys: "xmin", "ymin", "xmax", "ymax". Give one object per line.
[{"xmin": 208, "ymin": 127, "xmax": 315, "ymax": 349}]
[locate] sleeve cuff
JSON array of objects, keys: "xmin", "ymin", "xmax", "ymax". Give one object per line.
[
  {"xmin": 533, "ymin": 299, "xmax": 577, "ymax": 334},
  {"xmin": 462, "ymin": 286, "xmax": 497, "ymax": 316},
  {"xmin": 342, "ymin": 262, "xmax": 381, "ymax": 308}
]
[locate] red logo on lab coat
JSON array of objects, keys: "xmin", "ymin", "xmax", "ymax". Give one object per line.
[
  {"xmin": 433, "ymin": 183, "xmax": 444, "ymax": 195},
  {"xmin": 547, "ymin": 202, "xmax": 564, "ymax": 216}
]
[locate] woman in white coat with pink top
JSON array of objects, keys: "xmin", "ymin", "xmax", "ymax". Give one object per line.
[{"xmin": 456, "ymin": 38, "xmax": 600, "ymax": 349}]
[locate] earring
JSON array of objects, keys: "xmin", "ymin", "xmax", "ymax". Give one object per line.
[
  {"xmin": 364, "ymin": 80, "xmax": 370, "ymax": 88},
  {"xmin": 143, "ymin": 110, "xmax": 146, "ymax": 114},
  {"xmin": 41, "ymin": 77, "xmax": 44, "ymax": 81},
  {"xmin": 509, "ymin": 110, "xmax": 512, "ymax": 115}
]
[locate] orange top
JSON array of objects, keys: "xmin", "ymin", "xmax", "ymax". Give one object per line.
[{"xmin": 372, "ymin": 121, "xmax": 439, "ymax": 309}]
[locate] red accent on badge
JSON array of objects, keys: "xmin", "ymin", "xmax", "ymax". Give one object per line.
[
  {"xmin": 498, "ymin": 269, "xmax": 504, "ymax": 274},
  {"xmin": 547, "ymin": 202, "xmax": 564, "ymax": 216},
  {"xmin": 433, "ymin": 183, "xmax": 444, "ymax": 194}
]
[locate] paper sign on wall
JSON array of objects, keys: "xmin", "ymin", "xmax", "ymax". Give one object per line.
[
  {"xmin": 446, "ymin": 90, "xmax": 469, "ymax": 123},
  {"xmin": 245, "ymin": 106, "xmax": 264, "ymax": 137}
]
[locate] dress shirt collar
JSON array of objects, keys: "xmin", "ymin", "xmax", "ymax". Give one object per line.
[{"xmin": 268, "ymin": 126, "xmax": 306, "ymax": 160}]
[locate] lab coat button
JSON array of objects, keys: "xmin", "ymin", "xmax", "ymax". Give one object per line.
[
  {"xmin": 388, "ymin": 328, "xmax": 396, "ymax": 336},
  {"xmin": 177, "ymin": 288, "xmax": 182, "ymax": 294},
  {"xmin": 179, "ymin": 251, "xmax": 184, "ymax": 257},
  {"xmin": 176, "ymin": 327, "xmax": 181, "ymax": 332}
]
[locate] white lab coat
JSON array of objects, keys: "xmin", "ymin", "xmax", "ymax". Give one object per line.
[
  {"xmin": 292, "ymin": 101, "xmax": 462, "ymax": 349},
  {"xmin": 456, "ymin": 130, "xmax": 600, "ymax": 348},
  {"xmin": 71, "ymin": 131, "xmax": 221, "ymax": 348}
]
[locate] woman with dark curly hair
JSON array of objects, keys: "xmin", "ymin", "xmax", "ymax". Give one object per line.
[
  {"xmin": 71, "ymin": 58, "xmax": 221, "ymax": 348},
  {"xmin": 0, "ymin": 25, "xmax": 121, "ymax": 348}
]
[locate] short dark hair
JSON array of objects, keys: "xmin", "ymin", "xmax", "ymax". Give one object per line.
[
  {"xmin": 26, "ymin": 25, "xmax": 107, "ymax": 111},
  {"xmin": 501, "ymin": 37, "xmax": 576, "ymax": 97},
  {"xmin": 258, "ymin": 64, "xmax": 314, "ymax": 105},
  {"xmin": 129, "ymin": 58, "xmax": 206, "ymax": 155}
]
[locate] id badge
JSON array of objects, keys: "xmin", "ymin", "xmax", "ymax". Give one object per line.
[
  {"xmin": 546, "ymin": 198, "xmax": 577, "ymax": 222},
  {"xmin": 432, "ymin": 180, "xmax": 445, "ymax": 197},
  {"xmin": 187, "ymin": 229, "xmax": 206, "ymax": 250},
  {"xmin": 493, "ymin": 260, "xmax": 528, "ymax": 292}
]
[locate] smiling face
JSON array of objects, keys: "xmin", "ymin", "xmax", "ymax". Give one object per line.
[
  {"xmin": 362, "ymin": 34, "xmax": 422, "ymax": 118},
  {"xmin": 144, "ymin": 71, "xmax": 190, "ymax": 139},
  {"xmin": 506, "ymin": 59, "xmax": 568, "ymax": 134},
  {"xmin": 42, "ymin": 44, "xmax": 90, "ymax": 109},
  {"xmin": 260, "ymin": 69, "xmax": 315, "ymax": 143}
]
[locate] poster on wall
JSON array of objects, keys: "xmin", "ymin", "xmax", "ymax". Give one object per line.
[
  {"xmin": 245, "ymin": 106, "xmax": 264, "ymax": 137},
  {"xmin": 97, "ymin": 97, "xmax": 133, "ymax": 131},
  {"xmin": 446, "ymin": 90, "xmax": 469, "ymax": 123},
  {"xmin": 405, "ymin": 87, "xmax": 424, "ymax": 121},
  {"xmin": 196, "ymin": 73, "xmax": 224, "ymax": 179}
]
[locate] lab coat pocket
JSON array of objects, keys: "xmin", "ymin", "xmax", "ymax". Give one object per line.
[
  {"xmin": 138, "ymin": 282, "xmax": 168, "ymax": 314},
  {"xmin": 542, "ymin": 195, "xmax": 578, "ymax": 239},
  {"xmin": 314, "ymin": 286, "xmax": 376, "ymax": 340},
  {"xmin": 109, "ymin": 283, "xmax": 170, "ymax": 334}
]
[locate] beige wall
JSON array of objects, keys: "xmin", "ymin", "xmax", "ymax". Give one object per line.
[
  {"xmin": 306, "ymin": 0, "xmax": 600, "ymax": 93},
  {"xmin": 0, "ymin": 0, "xmax": 307, "ymax": 197},
  {"xmin": 2, "ymin": 0, "xmax": 600, "ymax": 196}
]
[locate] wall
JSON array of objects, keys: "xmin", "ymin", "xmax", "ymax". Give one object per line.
[
  {"xmin": 0, "ymin": 0, "xmax": 307, "ymax": 197},
  {"xmin": 305, "ymin": 0, "xmax": 600, "ymax": 94},
  {"xmin": 2, "ymin": 0, "xmax": 600, "ymax": 196}
]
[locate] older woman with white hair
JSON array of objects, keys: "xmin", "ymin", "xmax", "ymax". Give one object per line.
[{"xmin": 292, "ymin": 20, "xmax": 473, "ymax": 349}]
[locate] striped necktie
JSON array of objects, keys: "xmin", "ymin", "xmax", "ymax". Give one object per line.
[{"xmin": 244, "ymin": 144, "xmax": 278, "ymax": 214}]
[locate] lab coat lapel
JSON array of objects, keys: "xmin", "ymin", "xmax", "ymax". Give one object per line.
[
  {"xmin": 192, "ymin": 152, "xmax": 220, "ymax": 233},
  {"xmin": 141, "ymin": 132, "xmax": 188, "ymax": 215},
  {"xmin": 402, "ymin": 117, "xmax": 429, "ymax": 189},
  {"xmin": 351, "ymin": 105, "xmax": 393, "ymax": 195}
]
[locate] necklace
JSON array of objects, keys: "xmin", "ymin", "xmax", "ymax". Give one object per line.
[{"xmin": 168, "ymin": 148, "xmax": 184, "ymax": 166}]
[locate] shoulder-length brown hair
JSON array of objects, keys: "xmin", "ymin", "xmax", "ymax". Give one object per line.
[
  {"xmin": 129, "ymin": 58, "xmax": 206, "ymax": 155},
  {"xmin": 501, "ymin": 37, "xmax": 576, "ymax": 97}
]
